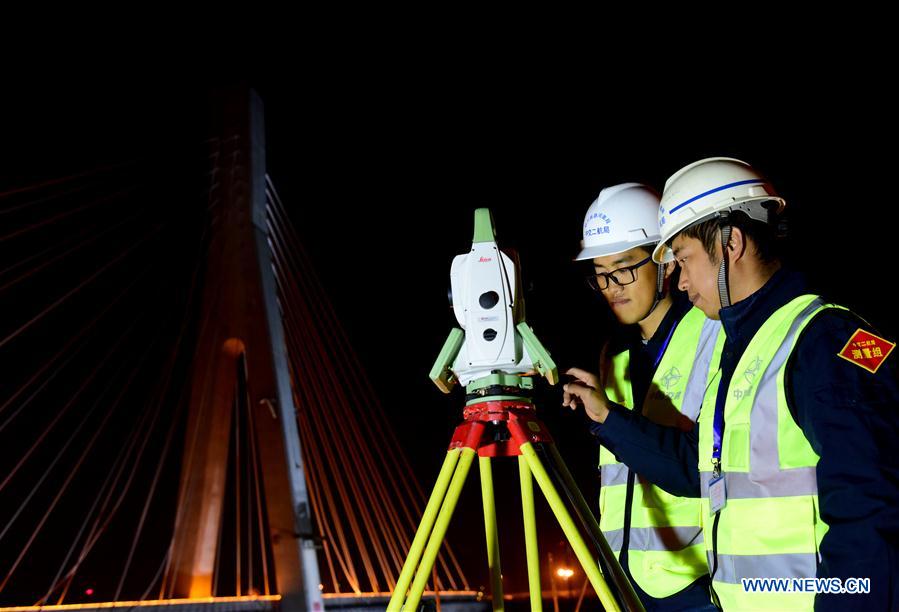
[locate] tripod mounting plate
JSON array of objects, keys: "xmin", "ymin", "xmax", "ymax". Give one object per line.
[{"xmin": 448, "ymin": 400, "xmax": 555, "ymax": 457}]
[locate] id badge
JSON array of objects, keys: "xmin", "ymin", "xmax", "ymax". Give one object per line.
[{"xmin": 709, "ymin": 474, "xmax": 727, "ymax": 515}]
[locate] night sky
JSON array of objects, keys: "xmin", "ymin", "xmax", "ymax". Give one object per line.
[{"xmin": 2, "ymin": 72, "xmax": 896, "ymax": 604}]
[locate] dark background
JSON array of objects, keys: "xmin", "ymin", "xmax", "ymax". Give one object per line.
[
  {"xmin": 2, "ymin": 70, "xmax": 895, "ymax": 603},
  {"xmin": 264, "ymin": 75, "xmax": 899, "ymax": 599}
]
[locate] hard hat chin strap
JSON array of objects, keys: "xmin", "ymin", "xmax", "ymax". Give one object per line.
[
  {"xmin": 641, "ymin": 263, "xmax": 668, "ymax": 320},
  {"xmin": 718, "ymin": 216, "xmax": 732, "ymax": 310}
]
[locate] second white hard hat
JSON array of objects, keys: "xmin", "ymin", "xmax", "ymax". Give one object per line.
[{"xmin": 575, "ymin": 183, "xmax": 661, "ymax": 261}]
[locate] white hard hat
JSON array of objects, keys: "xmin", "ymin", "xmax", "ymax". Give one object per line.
[
  {"xmin": 653, "ymin": 157, "xmax": 785, "ymax": 263},
  {"xmin": 574, "ymin": 183, "xmax": 661, "ymax": 261}
]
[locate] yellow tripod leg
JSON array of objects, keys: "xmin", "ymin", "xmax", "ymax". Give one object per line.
[
  {"xmin": 387, "ymin": 448, "xmax": 462, "ymax": 611},
  {"xmin": 518, "ymin": 455, "xmax": 542, "ymax": 611},
  {"xmin": 518, "ymin": 442, "xmax": 621, "ymax": 612},
  {"xmin": 480, "ymin": 456, "xmax": 504, "ymax": 611},
  {"xmin": 403, "ymin": 446, "xmax": 477, "ymax": 610},
  {"xmin": 543, "ymin": 443, "xmax": 643, "ymax": 611}
]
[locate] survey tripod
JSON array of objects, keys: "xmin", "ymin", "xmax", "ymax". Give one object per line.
[{"xmin": 387, "ymin": 209, "xmax": 644, "ymax": 611}]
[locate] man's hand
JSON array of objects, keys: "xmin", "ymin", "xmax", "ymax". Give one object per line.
[{"xmin": 563, "ymin": 367, "xmax": 610, "ymax": 423}]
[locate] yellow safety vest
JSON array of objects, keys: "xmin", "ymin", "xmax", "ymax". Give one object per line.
[
  {"xmin": 600, "ymin": 306, "xmax": 720, "ymax": 598},
  {"xmin": 698, "ymin": 294, "xmax": 836, "ymax": 610}
]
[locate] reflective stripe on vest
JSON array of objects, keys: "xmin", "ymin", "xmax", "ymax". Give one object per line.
[
  {"xmin": 680, "ymin": 313, "xmax": 722, "ymax": 422},
  {"xmin": 599, "ymin": 306, "xmax": 721, "ymax": 598},
  {"xmin": 602, "ymin": 525, "xmax": 705, "ymax": 553},
  {"xmin": 713, "ymin": 552, "xmax": 818, "ymax": 585},
  {"xmin": 699, "ymin": 468, "xmax": 817, "ymax": 498},
  {"xmin": 599, "ymin": 462, "xmax": 629, "ymax": 487}
]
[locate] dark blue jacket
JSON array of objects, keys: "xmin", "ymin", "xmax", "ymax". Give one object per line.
[{"xmin": 591, "ymin": 268, "xmax": 899, "ymax": 611}]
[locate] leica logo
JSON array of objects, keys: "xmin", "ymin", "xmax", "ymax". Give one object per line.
[{"xmin": 478, "ymin": 257, "xmax": 492, "ymax": 262}]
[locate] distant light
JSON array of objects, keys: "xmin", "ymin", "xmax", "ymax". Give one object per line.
[
  {"xmin": 85, "ymin": 588, "xmax": 95, "ymax": 596},
  {"xmin": 318, "ymin": 583, "xmax": 324, "ymax": 590},
  {"xmin": 556, "ymin": 568, "xmax": 574, "ymax": 579}
]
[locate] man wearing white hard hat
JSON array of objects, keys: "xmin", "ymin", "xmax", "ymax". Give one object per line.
[
  {"xmin": 564, "ymin": 159, "xmax": 899, "ymax": 611},
  {"xmin": 566, "ymin": 183, "xmax": 721, "ymax": 610}
]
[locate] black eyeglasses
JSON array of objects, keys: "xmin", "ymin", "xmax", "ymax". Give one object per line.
[{"xmin": 585, "ymin": 256, "xmax": 652, "ymax": 292}]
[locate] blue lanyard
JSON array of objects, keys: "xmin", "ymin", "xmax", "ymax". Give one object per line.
[
  {"xmin": 711, "ymin": 382, "xmax": 725, "ymax": 476},
  {"xmin": 710, "ymin": 343, "xmax": 727, "ymax": 475},
  {"xmin": 652, "ymin": 318, "xmax": 679, "ymax": 371}
]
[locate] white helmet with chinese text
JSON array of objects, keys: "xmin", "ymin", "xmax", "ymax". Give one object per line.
[
  {"xmin": 575, "ymin": 182, "xmax": 662, "ymax": 261},
  {"xmin": 576, "ymin": 182, "xmax": 667, "ymax": 317}
]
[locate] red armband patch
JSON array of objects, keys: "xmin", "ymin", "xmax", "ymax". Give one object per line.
[{"xmin": 837, "ymin": 328, "xmax": 895, "ymax": 373}]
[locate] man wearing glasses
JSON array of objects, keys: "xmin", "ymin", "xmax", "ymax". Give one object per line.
[{"xmin": 567, "ymin": 183, "xmax": 721, "ymax": 611}]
